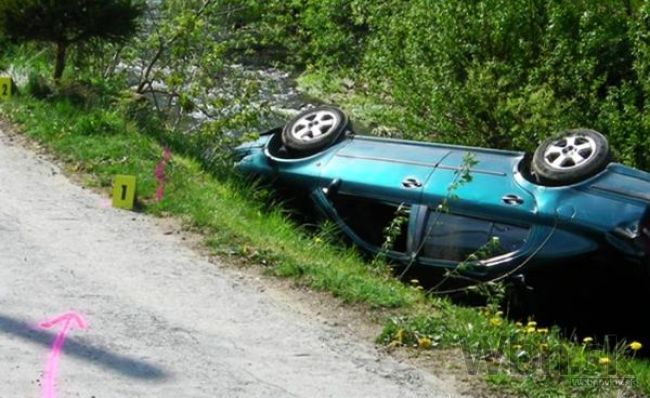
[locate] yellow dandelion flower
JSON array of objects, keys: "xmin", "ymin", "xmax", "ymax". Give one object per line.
[
  {"xmin": 537, "ymin": 328, "xmax": 549, "ymax": 334},
  {"xmin": 417, "ymin": 336, "xmax": 432, "ymax": 349},
  {"xmin": 515, "ymin": 321, "xmax": 523, "ymax": 328},
  {"xmin": 598, "ymin": 357, "xmax": 610, "ymax": 366},
  {"xmin": 629, "ymin": 341, "xmax": 643, "ymax": 351},
  {"xmin": 539, "ymin": 343, "xmax": 549, "ymax": 350},
  {"xmin": 583, "ymin": 337, "xmax": 593, "ymax": 344},
  {"xmin": 410, "ymin": 279, "xmax": 419, "ymax": 285},
  {"xmin": 525, "ymin": 326, "xmax": 536, "ymax": 334},
  {"xmin": 527, "ymin": 321, "xmax": 537, "ymax": 328},
  {"xmin": 489, "ymin": 317, "xmax": 503, "ymax": 327},
  {"xmin": 313, "ymin": 237, "xmax": 323, "ymax": 244}
]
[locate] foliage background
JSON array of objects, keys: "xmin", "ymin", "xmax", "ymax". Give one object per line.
[{"xmin": 236, "ymin": 0, "xmax": 650, "ymax": 171}]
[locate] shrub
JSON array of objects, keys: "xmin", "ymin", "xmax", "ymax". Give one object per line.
[
  {"xmin": 359, "ymin": 0, "xmax": 650, "ymax": 170},
  {"xmin": 236, "ymin": 0, "xmax": 650, "ymax": 171},
  {"xmin": 238, "ymin": 0, "xmax": 368, "ymax": 68},
  {"xmin": 26, "ymin": 72, "xmax": 51, "ymax": 99},
  {"xmin": 0, "ymin": 0, "xmax": 144, "ymax": 80}
]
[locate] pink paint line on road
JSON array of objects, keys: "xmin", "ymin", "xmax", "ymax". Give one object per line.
[
  {"xmin": 154, "ymin": 147, "xmax": 172, "ymax": 202},
  {"xmin": 39, "ymin": 312, "xmax": 87, "ymax": 398},
  {"xmin": 98, "ymin": 198, "xmax": 112, "ymax": 209}
]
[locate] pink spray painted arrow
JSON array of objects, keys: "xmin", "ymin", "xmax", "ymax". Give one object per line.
[
  {"xmin": 39, "ymin": 312, "xmax": 87, "ymax": 398},
  {"xmin": 154, "ymin": 147, "xmax": 172, "ymax": 202}
]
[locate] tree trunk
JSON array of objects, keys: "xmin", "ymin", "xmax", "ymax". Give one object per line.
[{"xmin": 54, "ymin": 42, "xmax": 67, "ymax": 81}]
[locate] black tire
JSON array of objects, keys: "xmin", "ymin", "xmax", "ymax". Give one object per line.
[
  {"xmin": 281, "ymin": 106, "xmax": 349, "ymax": 153},
  {"xmin": 532, "ymin": 129, "xmax": 610, "ymax": 186}
]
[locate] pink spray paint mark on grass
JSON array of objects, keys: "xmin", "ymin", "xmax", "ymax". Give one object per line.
[
  {"xmin": 154, "ymin": 147, "xmax": 172, "ymax": 202},
  {"xmin": 39, "ymin": 312, "xmax": 87, "ymax": 398}
]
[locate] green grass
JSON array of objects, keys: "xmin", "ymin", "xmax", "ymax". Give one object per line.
[
  {"xmin": 1, "ymin": 76, "xmax": 649, "ymax": 397},
  {"xmin": 0, "ymin": 93, "xmax": 419, "ymax": 309}
]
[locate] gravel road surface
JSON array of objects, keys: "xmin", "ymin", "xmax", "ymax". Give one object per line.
[{"xmin": 0, "ymin": 128, "xmax": 468, "ymax": 397}]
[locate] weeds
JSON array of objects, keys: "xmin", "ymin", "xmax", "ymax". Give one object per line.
[{"xmin": 380, "ymin": 308, "xmax": 644, "ymax": 397}]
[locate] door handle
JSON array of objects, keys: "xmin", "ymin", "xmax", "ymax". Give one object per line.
[
  {"xmin": 322, "ymin": 178, "xmax": 341, "ymax": 197},
  {"xmin": 502, "ymin": 194, "xmax": 524, "ymax": 205},
  {"xmin": 402, "ymin": 177, "xmax": 423, "ymax": 188}
]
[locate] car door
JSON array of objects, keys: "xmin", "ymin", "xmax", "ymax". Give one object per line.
[
  {"xmin": 310, "ymin": 190, "xmax": 421, "ymax": 262},
  {"xmin": 414, "ymin": 209, "xmax": 533, "ymax": 273},
  {"xmin": 421, "ymin": 150, "xmax": 538, "ymax": 222},
  {"xmin": 415, "ymin": 150, "xmax": 540, "ymax": 273},
  {"xmin": 319, "ymin": 136, "xmax": 450, "ymax": 204},
  {"xmin": 314, "ymin": 137, "xmax": 449, "ymax": 260}
]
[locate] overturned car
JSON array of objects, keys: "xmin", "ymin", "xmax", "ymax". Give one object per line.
[{"xmin": 234, "ymin": 106, "xmax": 650, "ymax": 281}]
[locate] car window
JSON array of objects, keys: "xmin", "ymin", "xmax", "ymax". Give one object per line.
[
  {"xmin": 330, "ymin": 194, "xmax": 409, "ymax": 252},
  {"xmin": 421, "ymin": 211, "xmax": 529, "ymax": 262}
]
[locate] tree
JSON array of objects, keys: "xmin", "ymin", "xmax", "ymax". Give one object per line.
[
  {"xmin": 0, "ymin": 0, "xmax": 144, "ymax": 80},
  {"xmin": 128, "ymin": 0, "xmax": 264, "ymax": 128}
]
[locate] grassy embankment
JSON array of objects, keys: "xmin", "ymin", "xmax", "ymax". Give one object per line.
[{"xmin": 1, "ymin": 54, "xmax": 649, "ymax": 398}]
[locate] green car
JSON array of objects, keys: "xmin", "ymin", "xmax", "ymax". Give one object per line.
[{"xmin": 235, "ymin": 106, "xmax": 650, "ymax": 280}]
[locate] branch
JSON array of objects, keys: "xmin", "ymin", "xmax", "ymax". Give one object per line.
[
  {"xmin": 136, "ymin": 0, "xmax": 247, "ymax": 94},
  {"xmin": 137, "ymin": 42, "xmax": 165, "ymax": 93}
]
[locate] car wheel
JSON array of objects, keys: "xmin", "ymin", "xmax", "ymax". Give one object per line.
[
  {"xmin": 532, "ymin": 129, "xmax": 610, "ymax": 186},
  {"xmin": 281, "ymin": 106, "xmax": 349, "ymax": 153}
]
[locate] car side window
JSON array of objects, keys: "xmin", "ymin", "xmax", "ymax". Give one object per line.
[
  {"xmin": 421, "ymin": 211, "xmax": 529, "ymax": 262},
  {"xmin": 330, "ymin": 194, "xmax": 409, "ymax": 252}
]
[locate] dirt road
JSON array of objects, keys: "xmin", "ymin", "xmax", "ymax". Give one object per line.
[{"xmin": 0, "ymin": 128, "xmax": 468, "ymax": 397}]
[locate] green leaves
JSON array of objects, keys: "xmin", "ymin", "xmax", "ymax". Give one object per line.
[
  {"xmin": 0, "ymin": 0, "xmax": 143, "ymax": 79},
  {"xmin": 0, "ymin": 0, "xmax": 143, "ymax": 44},
  {"xmin": 239, "ymin": 0, "xmax": 650, "ymax": 171}
]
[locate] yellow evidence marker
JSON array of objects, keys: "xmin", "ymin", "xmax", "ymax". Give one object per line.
[
  {"xmin": 112, "ymin": 175, "xmax": 137, "ymax": 210},
  {"xmin": 0, "ymin": 76, "xmax": 13, "ymax": 100}
]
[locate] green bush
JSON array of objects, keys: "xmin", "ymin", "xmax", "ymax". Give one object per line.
[
  {"xmin": 238, "ymin": 0, "xmax": 650, "ymax": 171},
  {"xmin": 364, "ymin": 0, "xmax": 650, "ymax": 170},
  {"xmin": 0, "ymin": 0, "xmax": 143, "ymax": 80},
  {"xmin": 239, "ymin": 0, "xmax": 368, "ymax": 67},
  {"xmin": 26, "ymin": 72, "xmax": 51, "ymax": 99}
]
